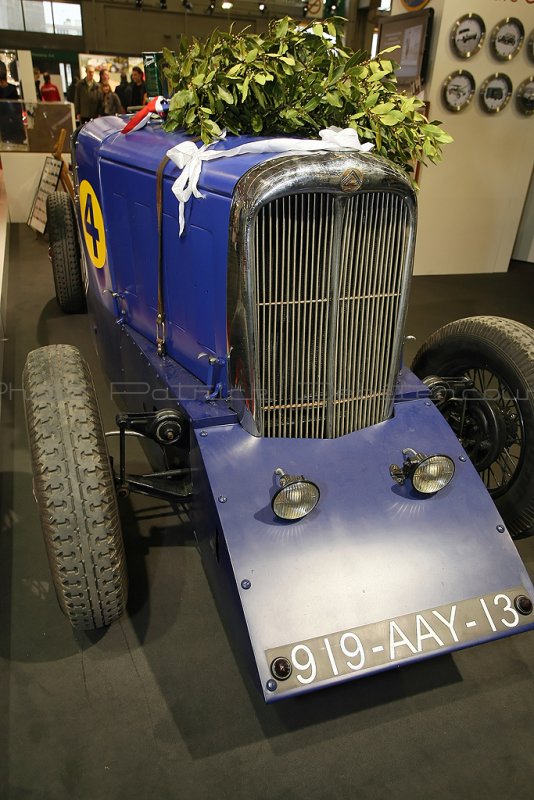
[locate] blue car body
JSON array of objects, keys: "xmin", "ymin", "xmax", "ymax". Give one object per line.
[{"xmin": 72, "ymin": 116, "xmax": 534, "ymax": 702}]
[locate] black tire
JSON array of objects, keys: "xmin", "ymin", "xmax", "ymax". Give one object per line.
[
  {"xmin": 23, "ymin": 345, "xmax": 127, "ymax": 629},
  {"xmin": 46, "ymin": 191, "xmax": 86, "ymax": 314},
  {"xmin": 412, "ymin": 316, "xmax": 534, "ymax": 537}
]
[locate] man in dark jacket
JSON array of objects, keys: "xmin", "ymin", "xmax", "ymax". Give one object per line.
[
  {"xmin": 0, "ymin": 61, "xmax": 25, "ymax": 144},
  {"xmin": 66, "ymin": 76, "xmax": 79, "ymax": 104},
  {"xmin": 125, "ymin": 67, "xmax": 146, "ymax": 111},
  {"xmin": 115, "ymin": 71, "xmax": 129, "ymax": 111},
  {"xmin": 75, "ymin": 66, "xmax": 102, "ymax": 123}
]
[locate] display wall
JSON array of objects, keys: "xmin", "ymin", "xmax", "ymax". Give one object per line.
[
  {"xmin": 391, "ymin": 0, "xmax": 534, "ymax": 274},
  {"xmin": 514, "ymin": 171, "xmax": 534, "ymax": 262}
]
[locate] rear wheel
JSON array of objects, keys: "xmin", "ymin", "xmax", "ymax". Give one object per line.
[
  {"xmin": 46, "ymin": 191, "xmax": 86, "ymax": 314},
  {"xmin": 412, "ymin": 316, "xmax": 534, "ymax": 538},
  {"xmin": 23, "ymin": 345, "xmax": 127, "ymax": 629}
]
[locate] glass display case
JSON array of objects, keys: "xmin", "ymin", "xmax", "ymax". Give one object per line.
[{"xmin": 0, "ymin": 99, "xmax": 74, "ymax": 152}]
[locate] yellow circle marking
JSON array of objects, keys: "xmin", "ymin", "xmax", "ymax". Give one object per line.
[{"xmin": 79, "ymin": 179, "xmax": 106, "ymax": 269}]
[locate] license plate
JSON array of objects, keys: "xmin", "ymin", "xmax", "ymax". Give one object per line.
[{"xmin": 265, "ymin": 586, "xmax": 533, "ymax": 694}]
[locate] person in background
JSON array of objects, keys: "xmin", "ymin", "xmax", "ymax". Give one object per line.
[
  {"xmin": 40, "ymin": 73, "xmax": 61, "ymax": 102},
  {"xmin": 125, "ymin": 66, "xmax": 147, "ymax": 111},
  {"xmin": 75, "ymin": 65, "xmax": 102, "ymax": 123},
  {"xmin": 114, "ymin": 70, "xmax": 129, "ymax": 111},
  {"xmin": 66, "ymin": 76, "xmax": 79, "ymax": 104},
  {"xmin": 33, "ymin": 67, "xmax": 41, "ymax": 100},
  {"xmin": 101, "ymin": 82, "xmax": 122, "ymax": 116},
  {"xmin": 0, "ymin": 61, "xmax": 25, "ymax": 144},
  {"xmin": 99, "ymin": 68, "xmax": 110, "ymax": 85},
  {"xmin": 9, "ymin": 59, "xmax": 19, "ymax": 82}
]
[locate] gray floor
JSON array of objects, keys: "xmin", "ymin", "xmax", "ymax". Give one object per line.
[{"xmin": 1, "ymin": 223, "xmax": 534, "ymax": 799}]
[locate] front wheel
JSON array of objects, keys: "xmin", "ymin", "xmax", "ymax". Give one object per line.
[
  {"xmin": 411, "ymin": 316, "xmax": 534, "ymax": 538},
  {"xmin": 23, "ymin": 345, "xmax": 127, "ymax": 629}
]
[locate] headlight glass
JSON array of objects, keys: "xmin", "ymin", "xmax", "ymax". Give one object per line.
[
  {"xmin": 272, "ymin": 478, "xmax": 320, "ymax": 521},
  {"xmin": 412, "ymin": 455, "xmax": 455, "ymax": 494}
]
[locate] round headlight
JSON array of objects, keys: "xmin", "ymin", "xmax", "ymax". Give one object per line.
[
  {"xmin": 412, "ymin": 455, "xmax": 455, "ymax": 494},
  {"xmin": 272, "ymin": 479, "xmax": 320, "ymax": 521}
]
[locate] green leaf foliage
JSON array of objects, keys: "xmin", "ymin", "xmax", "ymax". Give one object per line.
[{"xmin": 162, "ymin": 17, "xmax": 452, "ymax": 174}]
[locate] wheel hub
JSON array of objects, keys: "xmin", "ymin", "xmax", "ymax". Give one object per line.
[{"xmin": 444, "ymin": 390, "xmax": 508, "ymax": 472}]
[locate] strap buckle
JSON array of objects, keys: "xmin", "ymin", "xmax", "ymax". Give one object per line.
[{"xmin": 156, "ymin": 315, "xmax": 166, "ymax": 357}]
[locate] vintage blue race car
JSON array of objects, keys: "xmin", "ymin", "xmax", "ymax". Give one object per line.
[{"xmin": 23, "ymin": 115, "xmax": 534, "ymax": 702}]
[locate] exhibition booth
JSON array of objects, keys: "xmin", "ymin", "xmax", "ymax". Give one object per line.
[
  {"xmin": 387, "ymin": 0, "xmax": 534, "ymax": 272},
  {"xmin": 1, "ymin": 0, "xmax": 533, "ymax": 270},
  {"xmin": 1, "ymin": 2, "xmax": 534, "ymax": 797},
  {"xmin": 1, "ymin": 0, "xmax": 533, "ymax": 417}
]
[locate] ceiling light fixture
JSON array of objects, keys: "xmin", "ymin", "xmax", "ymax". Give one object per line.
[
  {"xmin": 182, "ymin": 0, "xmax": 193, "ymax": 8},
  {"xmin": 221, "ymin": 0, "xmax": 233, "ymax": 8},
  {"xmin": 206, "ymin": 0, "xmax": 215, "ymax": 13},
  {"xmin": 258, "ymin": 2, "xmax": 266, "ymax": 11}
]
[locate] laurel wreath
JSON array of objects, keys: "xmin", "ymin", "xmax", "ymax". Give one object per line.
[{"xmin": 162, "ymin": 17, "xmax": 452, "ymax": 174}]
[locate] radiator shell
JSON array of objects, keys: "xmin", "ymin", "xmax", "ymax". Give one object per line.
[{"xmin": 226, "ymin": 153, "xmax": 416, "ymax": 438}]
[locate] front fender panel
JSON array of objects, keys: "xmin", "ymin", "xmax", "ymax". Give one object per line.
[{"xmin": 193, "ymin": 399, "xmax": 534, "ymax": 701}]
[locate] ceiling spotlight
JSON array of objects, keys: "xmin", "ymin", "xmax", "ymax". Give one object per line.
[
  {"xmin": 221, "ymin": 0, "xmax": 233, "ymax": 7},
  {"xmin": 160, "ymin": 0, "xmax": 167, "ymax": 7},
  {"xmin": 135, "ymin": 0, "xmax": 142, "ymax": 7},
  {"xmin": 182, "ymin": 0, "xmax": 193, "ymax": 7},
  {"xmin": 302, "ymin": 3, "xmax": 308, "ymax": 17},
  {"xmin": 206, "ymin": 0, "xmax": 215, "ymax": 12},
  {"xmin": 258, "ymin": 2, "xmax": 266, "ymax": 11}
]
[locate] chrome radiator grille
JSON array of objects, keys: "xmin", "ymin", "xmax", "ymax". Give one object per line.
[{"xmin": 252, "ymin": 191, "xmax": 412, "ymax": 438}]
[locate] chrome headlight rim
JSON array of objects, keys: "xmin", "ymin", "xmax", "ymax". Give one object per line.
[
  {"xmin": 272, "ymin": 470, "xmax": 320, "ymax": 522},
  {"xmin": 390, "ymin": 448, "xmax": 456, "ymax": 495},
  {"xmin": 412, "ymin": 454, "xmax": 456, "ymax": 494}
]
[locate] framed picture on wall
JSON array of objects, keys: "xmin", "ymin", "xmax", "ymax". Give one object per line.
[
  {"xmin": 516, "ymin": 77, "xmax": 534, "ymax": 116},
  {"xmin": 442, "ymin": 70, "xmax": 476, "ymax": 112},
  {"xmin": 450, "ymin": 14, "xmax": 485, "ymax": 59},
  {"xmin": 480, "ymin": 73, "xmax": 513, "ymax": 114},
  {"xmin": 399, "ymin": 0, "xmax": 430, "ymax": 10},
  {"xmin": 490, "ymin": 18, "xmax": 525, "ymax": 61}
]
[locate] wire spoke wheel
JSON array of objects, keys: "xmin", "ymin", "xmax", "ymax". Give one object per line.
[
  {"xmin": 459, "ymin": 367, "xmax": 524, "ymax": 496},
  {"xmin": 412, "ymin": 316, "xmax": 534, "ymax": 538}
]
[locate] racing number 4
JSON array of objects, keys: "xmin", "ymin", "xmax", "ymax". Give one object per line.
[
  {"xmin": 84, "ymin": 193, "xmax": 100, "ymax": 260},
  {"xmin": 79, "ymin": 180, "xmax": 106, "ymax": 269}
]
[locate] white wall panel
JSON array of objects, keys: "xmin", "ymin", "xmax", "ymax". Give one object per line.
[{"xmin": 392, "ymin": 0, "xmax": 534, "ymax": 274}]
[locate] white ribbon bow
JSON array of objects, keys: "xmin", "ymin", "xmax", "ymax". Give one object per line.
[{"xmin": 165, "ymin": 127, "xmax": 374, "ymax": 235}]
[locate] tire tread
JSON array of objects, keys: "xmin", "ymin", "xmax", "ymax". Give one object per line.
[
  {"xmin": 23, "ymin": 345, "xmax": 127, "ymax": 629},
  {"xmin": 47, "ymin": 192, "xmax": 85, "ymax": 314}
]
